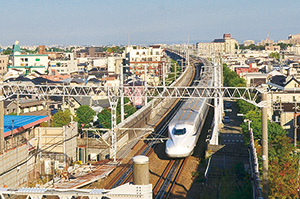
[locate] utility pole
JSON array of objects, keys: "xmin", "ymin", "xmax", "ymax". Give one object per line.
[
  {"xmin": 62, "ymin": 83, "xmax": 65, "ymax": 112},
  {"xmin": 120, "ymin": 64, "xmax": 124, "ymax": 123},
  {"xmin": 46, "ymin": 95, "xmax": 51, "ymax": 127},
  {"xmin": 187, "ymin": 35, "xmax": 190, "ymax": 68},
  {"xmin": 174, "ymin": 61, "xmax": 177, "ymax": 81},
  {"xmin": 261, "ymin": 93, "xmax": 268, "ymax": 198},
  {"xmin": 17, "ymin": 92, "xmax": 20, "ymax": 115},
  {"xmin": 144, "ymin": 64, "xmax": 147, "ymax": 106},
  {"xmin": 162, "ymin": 63, "xmax": 165, "ymax": 87},
  {"xmin": 181, "ymin": 59, "xmax": 183, "ymax": 73},
  {"xmin": 0, "ymin": 88, "xmax": 4, "ymax": 152},
  {"xmin": 294, "ymin": 100, "xmax": 298, "ymax": 147}
]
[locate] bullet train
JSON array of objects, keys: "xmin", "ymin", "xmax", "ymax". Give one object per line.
[{"xmin": 165, "ymin": 64, "xmax": 213, "ymax": 158}]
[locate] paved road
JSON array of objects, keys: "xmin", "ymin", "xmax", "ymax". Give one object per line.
[{"xmin": 201, "ymin": 100, "xmax": 250, "ymax": 198}]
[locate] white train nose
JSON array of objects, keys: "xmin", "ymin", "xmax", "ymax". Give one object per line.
[{"xmin": 165, "ymin": 140, "xmax": 192, "ymax": 158}]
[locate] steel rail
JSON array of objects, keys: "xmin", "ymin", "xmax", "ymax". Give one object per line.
[
  {"xmin": 105, "ymin": 53, "xmax": 199, "ymax": 189},
  {"xmin": 155, "ymin": 158, "xmax": 186, "ymax": 199}
]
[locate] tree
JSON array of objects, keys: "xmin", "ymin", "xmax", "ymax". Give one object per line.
[
  {"xmin": 53, "ymin": 110, "xmax": 72, "ymax": 127},
  {"xmin": 97, "ymin": 97, "xmax": 137, "ymax": 129},
  {"xmin": 269, "ymin": 52, "xmax": 280, "ymax": 60},
  {"xmin": 97, "ymin": 108, "xmax": 111, "ymax": 129},
  {"xmin": 75, "ymin": 105, "xmax": 96, "ymax": 128},
  {"xmin": 277, "ymin": 43, "xmax": 292, "ymax": 50},
  {"xmin": 224, "ymin": 63, "xmax": 300, "ymax": 196},
  {"xmin": 3, "ymin": 48, "xmax": 12, "ymax": 55}
]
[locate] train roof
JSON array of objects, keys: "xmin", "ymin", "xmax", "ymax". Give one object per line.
[{"xmin": 169, "ymin": 98, "xmax": 206, "ymax": 127}]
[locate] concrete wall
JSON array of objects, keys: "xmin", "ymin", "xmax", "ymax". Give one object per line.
[
  {"xmin": 34, "ymin": 122, "xmax": 78, "ymax": 161},
  {"xmin": 0, "ymin": 144, "xmax": 28, "ymax": 187}
]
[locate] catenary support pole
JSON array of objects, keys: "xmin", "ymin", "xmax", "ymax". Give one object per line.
[
  {"xmin": 109, "ymin": 96, "xmax": 118, "ymax": 162},
  {"xmin": 17, "ymin": 92, "xmax": 20, "ymax": 115},
  {"xmin": 144, "ymin": 64, "xmax": 147, "ymax": 106},
  {"xmin": 261, "ymin": 92, "xmax": 268, "ymax": 198},
  {"xmin": 294, "ymin": 101, "xmax": 298, "ymax": 147},
  {"xmin": 0, "ymin": 88, "xmax": 4, "ymax": 152}
]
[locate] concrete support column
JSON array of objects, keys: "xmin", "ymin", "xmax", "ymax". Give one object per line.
[
  {"xmin": 261, "ymin": 93, "xmax": 268, "ymax": 198},
  {"xmin": 132, "ymin": 155, "xmax": 149, "ymax": 185}
]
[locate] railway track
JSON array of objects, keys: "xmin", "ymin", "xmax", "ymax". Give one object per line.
[
  {"xmin": 104, "ymin": 51, "xmax": 204, "ymax": 194},
  {"xmin": 153, "ymin": 158, "xmax": 187, "ymax": 199},
  {"xmin": 105, "ymin": 102, "xmax": 181, "ymax": 189}
]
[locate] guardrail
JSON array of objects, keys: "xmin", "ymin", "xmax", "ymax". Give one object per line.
[
  {"xmin": 204, "ymin": 156, "xmax": 212, "ymax": 184},
  {"xmin": 248, "ymin": 128, "xmax": 263, "ymax": 199}
]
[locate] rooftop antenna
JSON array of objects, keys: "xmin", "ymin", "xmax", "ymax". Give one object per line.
[
  {"xmin": 128, "ymin": 33, "xmax": 130, "ymax": 46},
  {"xmin": 187, "ymin": 35, "xmax": 190, "ymax": 67}
]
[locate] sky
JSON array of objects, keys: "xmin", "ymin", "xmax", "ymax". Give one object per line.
[{"xmin": 0, "ymin": 0, "xmax": 300, "ymax": 46}]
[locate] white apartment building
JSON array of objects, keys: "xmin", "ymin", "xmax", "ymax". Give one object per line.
[
  {"xmin": 108, "ymin": 56, "xmax": 123, "ymax": 75},
  {"xmin": 125, "ymin": 45, "xmax": 166, "ymax": 77},
  {"xmin": 286, "ymin": 45, "xmax": 300, "ymax": 55},
  {"xmin": 10, "ymin": 41, "xmax": 49, "ymax": 74},
  {"xmin": 12, "ymin": 54, "xmax": 49, "ymax": 74}
]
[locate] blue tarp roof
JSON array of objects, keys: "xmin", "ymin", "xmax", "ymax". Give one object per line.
[{"xmin": 4, "ymin": 115, "xmax": 48, "ymax": 134}]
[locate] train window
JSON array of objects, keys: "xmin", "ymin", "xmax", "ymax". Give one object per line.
[{"xmin": 172, "ymin": 128, "xmax": 186, "ymax": 135}]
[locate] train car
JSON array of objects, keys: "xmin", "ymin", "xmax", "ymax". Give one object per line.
[{"xmin": 165, "ymin": 65, "xmax": 213, "ymax": 158}]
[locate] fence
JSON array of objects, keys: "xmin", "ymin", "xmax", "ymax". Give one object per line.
[{"xmin": 248, "ymin": 128, "xmax": 263, "ymax": 199}]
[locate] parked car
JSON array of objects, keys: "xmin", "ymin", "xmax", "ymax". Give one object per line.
[
  {"xmin": 224, "ymin": 116, "xmax": 230, "ymax": 123},
  {"xmin": 225, "ymin": 102, "xmax": 231, "ymax": 109}
]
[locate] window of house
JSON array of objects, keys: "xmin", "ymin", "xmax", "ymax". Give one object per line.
[
  {"xmin": 25, "ymin": 58, "xmax": 28, "ymax": 62},
  {"xmin": 21, "ymin": 58, "xmax": 24, "ymax": 62},
  {"xmin": 293, "ymin": 96, "xmax": 296, "ymax": 101}
]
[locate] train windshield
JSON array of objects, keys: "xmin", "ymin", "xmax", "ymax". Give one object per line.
[{"xmin": 172, "ymin": 128, "xmax": 186, "ymax": 135}]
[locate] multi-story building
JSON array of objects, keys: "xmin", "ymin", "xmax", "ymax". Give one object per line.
[
  {"xmin": 286, "ymin": 45, "xmax": 300, "ymax": 55},
  {"xmin": 197, "ymin": 34, "xmax": 238, "ymax": 57},
  {"xmin": 288, "ymin": 34, "xmax": 300, "ymax": 45},
  {"xmin": 0, "ymin": 55, "xmax": 9, "ymax": 76},
  {"xmin": 49, "ymin": 52, "xmax": 78, "ymax": 74},
  {"xmin": 9, "ymin": 41, "xmax": 49, "ymax": 74},
  {"xmin": 125, "ymin": 45, "xmax": 166, "ymax": 77},
  {"xmin": 258, "ymin": 37, "xmax": 274, "ymax": 46},
  {"xmin": 243, "ymin": 40, "xmax": 255, "ymax": 46},
  {"xmin": 265, "ymin": 45, "xmax": 280, "ymax": 51}
]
